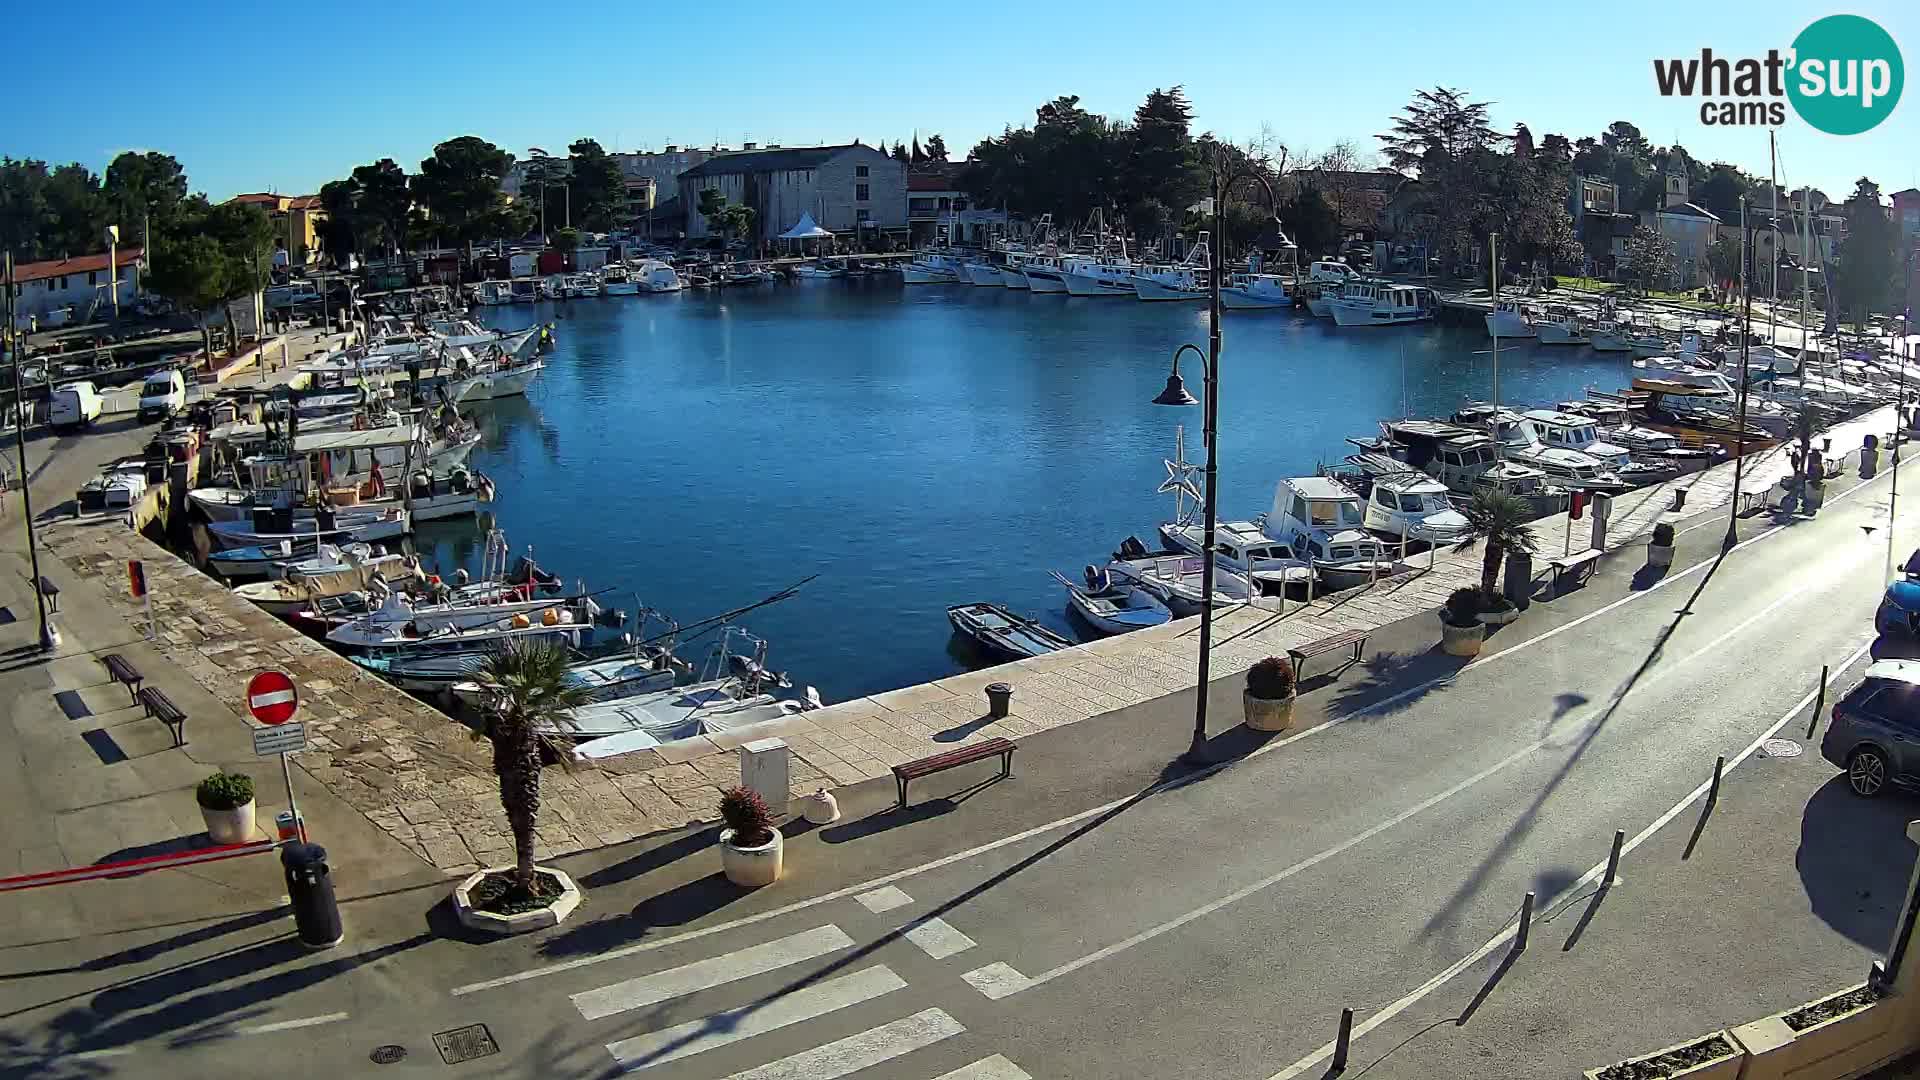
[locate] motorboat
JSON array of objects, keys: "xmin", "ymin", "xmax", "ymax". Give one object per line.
[
  {"xmin": 1105, "ymin": 537, "xmax": 1251, "ymax": 617},
  {"xmin": 792, "ymin": 260, "xmax": 846, "ymax": 280},
  {"xmin": 329, "ymin": 604, "xmax": 588, "ymax": 653},
  {"xmin": 207, "ymin": 540, "xmax": 324, "ymax": 581},
  {"xmin": 566, "ymin": 272, "xmax": 600, "ymax": 298},
  {"xmin": 634, "ymin": 259, "xmax": 683, "ymax": 292},
  {"xmin": 600, "ymin": 267, "xmax": 640, "ymax": 295},
  {"xmin": 449, "ymin": 356, "xmax": 544, "ymax": 402},
  {"xmin": 231, "ymin": 549, "xmax": 421, "ymax": 616},
  {"xmin": 947, "ymin": 603, "xmax": 1076, "ymax": 663},
  {"xmin": 539, "ymin": 275, "xmax": 569, "ymax": 300},
  {"xmin": 508, "ymin": 280, "xmax": 540, "ymax": 303},
  {"xmin": 1157, "ymin": 521, "xmax": 1314, "ymax": 594},
  {"xmin": 1131, "ymin": 233, "xmax": 1212, "ymax": 301},
  {"xmin": 474, "ymin": 281, "xmax": 515, "ymax": 306},
  {"xmin": 1452, "ymin": 405, "xmax": 1629, "ymax": 492},
  {"xmin": 1266, "ymin": 476, "xmax": 1399, "ymax": 590},
  {"xmin": 964, "ymin": 261, "xmax": 1006, "ymax": 286},
  {"xmin": 1019, "ymin": 254, "xmax": 1070, "ymax": 293},
  {"xmin": 1535, "ymin": 307, "xmax": 1591, "ymax": 345},
  {"xmin": 208, "ymin": 505, "xmax": 411, "ymax": 548},
  {"xmin": 1051, "ymin": 566, "xmax": 1173, "ymax": 635},
  {"xmin": 1328, "ymin": 282, "xmax": 1436, "ymax": 327},
  {"xmin": 1352, "ymin": 424, "xmax": 1569, "ymax": 517},
  {"xmin": 325, "ymin": 587, "xmax": 593, "ymax": 647},
  {"xmin": 1521, "ymin": 409, "xmax": 1635, "ymax": 472},
  {"xmin": 562, "ymin": 686, "xmax": 806, "ymax": 753},
  {"xmin": 1302, "ymin": 260, "xmax": 1356, "ymax": 317},
  {"xmin": 902, "ymin": 252, "xmax": 967, "ymax": 284},
  {"xmin": 1219, "ymin": 274, "xmax": 1295, "ymax": 310},
  {"xmin": 1359, "ymin": 471, "xmax": 1472, "ymax": 544},
  {"xmin": 449, "ymin": 647, "xmax": 682, "ymax": 707},
  {"xmin": 1485, "ymin": 300, "xmax": 1538, "ymax": 339}
]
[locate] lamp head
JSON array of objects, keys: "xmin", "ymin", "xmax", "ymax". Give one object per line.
[{"xmin": 1153, "ymin": 371, "xmax": 1198, "ymax": 407}]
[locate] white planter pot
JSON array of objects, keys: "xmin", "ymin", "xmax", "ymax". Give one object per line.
[
  {"xmin": 801, "ymin": 789, "xmax": 841, "ymax": 825},
  {"xmin": 1243, "ymin": 691, "xmax": 1295, "ymax": 732},
  {"xmin": 1480, "ymin": 606, "xmax": 1519, "ymax": 626},
  {"xmin": 720, "ymin": 828, "xmax": 784, "ymax": 887},
  {"xmin": 451, "ymin": 865, "xmax": 583, "ymax": 935},
  {"xmin": 1647, "ymin": 543, "xmax": 1675, "ymax": 569},
  {"xmin": 1440, "ymin": 619, "xmax": 1484, "ymax": 657},
  {"xmin": 201, "ymin": 799, "xmax": 257, "ymax": 845}
]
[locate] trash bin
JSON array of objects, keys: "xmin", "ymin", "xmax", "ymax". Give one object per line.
[
  {"xmin": 281, "ymin": 842, "xmax": 343, "ymax": 949},
  {"xmin": 985, "ymin": 682, "xmax": 1014, "ymax": 720}
]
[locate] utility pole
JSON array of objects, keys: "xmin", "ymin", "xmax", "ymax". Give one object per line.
[
  {"xmin": 1892, "ymin": 245, "xmax": 1913, "ymax": 584},
  {"xmin": 1726, "ymin": 197, "xmax": 1754, "ymax": 552},
  {"xmin": 6, "ymin": 253, "xmax": 59, "ymax": 651}
]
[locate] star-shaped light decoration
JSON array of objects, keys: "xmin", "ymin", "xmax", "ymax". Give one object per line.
[{"xmin": 1158, "ymin": 425, "xmax": 1202, "ymax": 523}]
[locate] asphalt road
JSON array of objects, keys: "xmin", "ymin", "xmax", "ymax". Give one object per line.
[{"xmin": 6, "ymin": 455, "xmax": 1919, "ymax": 1080}]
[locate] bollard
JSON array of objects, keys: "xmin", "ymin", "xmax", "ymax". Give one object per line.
[
  {"xmin": 1808, "ymin": 664, "xmax": 1828, "ymax": 740},
  {"xmin": 281, "ymin": 843, "xmax": 343, "ymax": 949},
  {"xmin": 1603, "ymin": 829, "xmax": 1625, "ymax": 888},
  {"xmin": 1331, "ymin": 1007, "xmax": 1354, "ymax": 1072},
  {"xmin": 985, "ymin": 681, "xmax": 1013, "ymax": 720},
  {"xmin": 1515, "ymin": 891, "xmax": 1535, "ymax": 952},
  {"xmin": 1708, "ymin": 756, "xmax": 1725, "ymax": 805}
]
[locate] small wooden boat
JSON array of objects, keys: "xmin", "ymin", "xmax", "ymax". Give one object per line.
[
  {"xmin": 1051, "ymin": 567, "xmax": 1173, "ymax": 636},
  {"xmin": 947, "ymin": 603, "xmax": 1075, "ymax": 663}
]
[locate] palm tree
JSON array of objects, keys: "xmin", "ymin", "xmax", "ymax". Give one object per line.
[
  {"xmin": 1454, "ymin": 489, "xmax": 1540, "ymax": 598},
  {"xmin": 473, "ymin": 640, "xmax": 590, "ymax": 892}
]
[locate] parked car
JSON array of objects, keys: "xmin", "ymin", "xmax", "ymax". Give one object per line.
[
  {"xmin": 1874, "ymin": 578, "xmax": 1920, "ymax": 637},
  {"xmin": 1821, "ymin": 660, "xmax": 1920, "ymax": 797},
  {"xmin": 48, "ymin": 381, "xmax": 103, "ymax": 430},
  {"xmin": 138, "ymin": 368, "xmax": 186, "ymax": 421}
]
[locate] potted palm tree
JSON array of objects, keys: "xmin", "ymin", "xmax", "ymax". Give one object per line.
[
  {"xmin": 719, "ymin": 787, "xmax": 783, "ymax": 887},
  {"xmin": 197, "ymin": 771, "xmax": 257, "ymax": 844},
  {"xmin": 1647, "ymin": 521, "xmax": 1676, "ymax": 569},
  {"xmin": 1243, "ymin": 656, "xmax": 1296, "ymax": 732},
  {"xmin": 1440, "ymin": 587, "xmax": 1485, "ymax": 656},
  {"xmin": 1456, "ymin": 489, "xmax": 1537, "ymax": 626},
  {"xmin": 452, "ymin": 640, "xmax": 589, "ymax": 935}
]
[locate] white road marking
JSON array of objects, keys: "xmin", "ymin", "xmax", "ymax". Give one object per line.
[
  {"xmin": 961, "ymin": 962, "xmax": 1033, "ymax": 1000},
  {"xmin": 573, "ymin": 925, "xmax": 854, "ymax": 1021},
  {"xmin": 934, "ymin": 1055, "xmax": 1036, "ymax": 1080},
  {"xmin": 69, "ymin": 1047, "xmax": 136, "ymax": 1060},
  {"xmin": 234, "ymin": 1011, "xmax": 350, "ymax": 1035},
  {"xmin": 450, "ymin": 456, "xmax": 1905, "ymax": 1000},
  {"xmin": 1264, "ymin": 634, "xmax": 1878, "ymax": 1080},
  {"xmin": 855, "ymin": 886, "xmax": 913, "ymax": 913},
  {"xmin": 720, "ymin": 1007, "xmax": 964, "ymax": 1080},
  {"xmin": 903, "ymin": 917, "xmax": 977, "ymax": 959},
  {"xmin": 605, "ymin": 965, "xmax": 907, "ymax": 1070}
]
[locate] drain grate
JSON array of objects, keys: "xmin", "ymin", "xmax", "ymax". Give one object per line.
[
  {"xmin": 433, "ymin": 1024, "xmax": 499, "ymax": 1065},
  {"xmin": 369, "ymin": 1045, "xmax": 407, "ymax": 1065}
]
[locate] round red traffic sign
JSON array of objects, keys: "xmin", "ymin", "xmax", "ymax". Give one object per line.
[{"xmin": 246, "ymin": 670, "xmax": 299, "ymax": 725}]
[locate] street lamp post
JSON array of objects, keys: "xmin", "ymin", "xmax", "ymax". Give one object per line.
[
  {"xmin": 105, "ymin": 224, "xmax": 120, "ymax": 322},
  {"xmin": 1152, "ymin": 147, "xmax": 1284, "ymax": 766},
  {"xmin": 1726, "ymin": 197, "xmax": 1755, "ymax": 552},
  {"xmin": 5, "ymin": 253, "xmax": 59, "ymax": 651}
]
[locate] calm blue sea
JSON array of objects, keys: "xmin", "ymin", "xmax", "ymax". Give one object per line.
[{"xmin": 412, "ymin": 281, "xmax": 1634, "ymax": 702}]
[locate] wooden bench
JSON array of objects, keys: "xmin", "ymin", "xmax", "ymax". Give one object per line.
[
  {"xmin": 1546, "ymin": 549, "xmax": 1604, "ymax": 595},
  {"xmin": 36, "ymin": 576, "xmax": 59, "ymax": 613},
  {"xmin": 1287, "ymin": 629, "xmax": 1369, "ymax": 680},
  {"xmin": 893, "ymin": 737, "xmax": 1016, "ymax": 809},
  {"xmin": 137, "ymin": 686, "xmax": 187, "ymax": 747},
  {"xmin": 100, "ymin": 653, "xmax": 143, "ymax": 703}
]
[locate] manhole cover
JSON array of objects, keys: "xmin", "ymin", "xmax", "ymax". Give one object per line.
[
  {"xmin": 369, "ymin": 1045, "xmax": 407, "ymax": 1065},
  {"xmin": 1761, "ymin": 738, "xmax": 1804, "ymax": 758},
  {"xmin": 434, "ymin": 1024, "xmax": 499, "ymax": 1065}
]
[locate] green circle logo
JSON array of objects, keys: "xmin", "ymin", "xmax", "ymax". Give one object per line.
[{"xmin": 1788, "ymin": 15, "xmax": 1903, "ymax": 135}]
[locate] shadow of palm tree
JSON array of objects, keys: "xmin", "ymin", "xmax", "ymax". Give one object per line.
[{"xmin": 1326, "ymin": 648, "xmax": 1469, "ymax": 721}]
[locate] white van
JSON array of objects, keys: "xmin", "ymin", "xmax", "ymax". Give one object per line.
[
  {"xmin": 49, "ymin": 381, "xmax": 103, "ymax": 430},
  {"xmin": 138, "ymin": 368, "xmax": 187, "ymax": 421}
]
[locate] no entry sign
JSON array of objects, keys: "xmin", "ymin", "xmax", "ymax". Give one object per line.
[{"xmin": 246, "ymin": 670, "xmax": 299, "ymax": 726}]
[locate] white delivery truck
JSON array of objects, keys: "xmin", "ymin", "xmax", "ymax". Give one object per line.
[
  {"xmin": 49, "ymin": 381, "xmax": 103, "ymax": 429},
  {"xmin": 138, "ymin": 368, "xmax": 187, "ymax": 421}
]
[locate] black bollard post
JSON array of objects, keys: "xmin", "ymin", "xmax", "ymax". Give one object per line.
[
  {"xmin": 1331, "ymin": 1008, "xmax": 1354, "ymax": 1072},
  {"xmin": 281, "ymin": 842, "xmax": 343, "ymax": 949},
  {"xmin": 1809, "ymin": 664, "xmax": 1828, "ymax": 740},
  {"xmin": 1604, "ymin": 829, "xmax": 1625, "ymax": 888}
]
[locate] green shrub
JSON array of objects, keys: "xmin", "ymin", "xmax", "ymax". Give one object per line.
[
  {"xmin": 196, "ymin": 771, "xmax": 255, "ymax": 811},
  {"xmin": 719, "ymin": 786, "xmax": 774, "ymax": 847},
  {"xmin": 1478, "ymin": 588, "xmax": 1514, "ymax": 612},
  {"xmin": 1246, "ymin": 656, "xmax": 1295, "ymax": 700},
  {"xmin": 1444, "ymin": 587, "xmax": 1482, "ymax": 626}
]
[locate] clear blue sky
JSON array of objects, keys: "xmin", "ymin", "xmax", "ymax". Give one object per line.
[{"xmin": 10, "ymin": 0, "xmax": 1916, "ymax": 202}]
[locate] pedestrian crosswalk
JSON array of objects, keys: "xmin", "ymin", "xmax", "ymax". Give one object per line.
[{"xmin": 561, "ymin": 906, "xmax": 1033, "ymax": 1079}]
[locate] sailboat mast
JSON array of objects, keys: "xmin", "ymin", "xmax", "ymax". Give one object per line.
[{"xmin": 1490, "ymin": 233, "xmax": 1501, "ymax": 427}]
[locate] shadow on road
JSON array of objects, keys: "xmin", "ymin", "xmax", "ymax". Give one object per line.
[
  {"xmin": 1796, "ymin": 776, "xmax": 1917, "ymax": 950},
  {"xmin": 1325, "ymin": 648, "xmax": 1469, "ymax": 721}
]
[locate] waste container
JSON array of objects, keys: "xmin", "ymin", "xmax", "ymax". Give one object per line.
[
  {"xmin": 281, "ymin": 842, "xmax": 343, "ymax": 949},
  {"xmin": 985, "ymin": 682, "xmax": 1014, "ymax": 720}
]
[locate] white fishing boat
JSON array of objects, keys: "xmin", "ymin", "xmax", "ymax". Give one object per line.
[
  {"xmin": 1051, "ymin": 567, "xmax": 1172, "ymax": 635},
  {"xmin": 1360, "ymin": 472, "xmax": 1471, "ymax": 543},
  {"xmin": 1157, "ymin": 521, "xmax": 1315, "ymax": 594},
  {"xmin": 1060, "ymin": 256, "xmax": 1141, "ymax": 297},
  {"xmin": 1104, "ymin": 538, "xmax": 1251, "ymax": 618},
  {"xmin": 1535, "ymin": 307, "xmax": 1591, "ymax": 345},
  {"xmin": 791, "ymin": 260, "xmax": 846, "ymax": 279},
  {"xmin": 449, "ymin": 356, "xmax": 545, "ymax": 402},
  {"xmin": 326, "ymin": 590, "xmax": 591, "ymax": 650},
  {"xmin": 232, "ymin": 550, "xmax": 422, "ymax": 617},
  {"xmin": 1131, "ymin": 233, "xmax": 1212, "ymax": 301},
  {"xmin": 474, "ymin": 281, "xmax": 515, "ymax": 306},
  {"xmin": 1520, "ymin": 409, "xmax": 1635, "ymax": 472},
  {"xmin": 1267, "ymin": 476, "xmax": 1398, "ymax": 590},
  {"xmin": 1453, "ymin": 405, "xmax": 1628, "ymax": 492},
  {"xmin": 1019, "ymin": 254, "xmax": 1070, "ymax": 293},
  {"xmin": 208, "ymin": 505, "xmax": 411, "ymax": 548},
  {"xmin": 1484, "ymin": 300, "xmax": 1538, "ymax": 339},
  {"xmin": 901, "ymin": 252, "xmax": 967, "ymax": 284},
  {"xmin": 1302, "ymin": 260, "xmax": 1356, "ymax": 317},
  {"xmin": 1358, "ymin": 421, "xmax": 1570, "ymax": 517},
  {"xmin": 451, "ymin": 649, "xmax": 681, "ymax": 709},
  {"xmin": 1219, "ymin": 274, "xmax": 1295, "ymax": 310},
  {"xmin": 507, "ymin": 279, "xmax": 540, "ymax": 303},
  {"xmin": 600, "ymin": 266, "xmax": 641, "ymax": 295},
  {"xmin": 964, "ymin": 261, "xmax": 1006, "ymax": 286},
  {"xmin": 1328, "ymin": 282, "xmax": 1436, "ymax": 326},
  {"xmin": 539, "ymin": 275, "xmax": 568, "ymax": 300},
  {"xmin": 567, "ymin": 272, "xmax": 601, "ymax": 298},
  {"xmin": 634, "ymin": 259, "xmax": 683, "ymax": 292}
]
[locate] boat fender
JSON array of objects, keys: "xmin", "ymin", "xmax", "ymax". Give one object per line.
[
  {"xmin": 541, "ymin": 608, "xmax": 559, "ymax": 626},
  {"xmin": 511, "ymin": 613, "xmax": 531, "ymax": 629}
]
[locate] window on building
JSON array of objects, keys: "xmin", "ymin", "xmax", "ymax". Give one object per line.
[
  {"xmin": 856, "ymin": 184, "xmax": 870, "ymax": 202},
  {"xmin": 856, "ymin": 165, "xmax": 869, "ymax": 178},
  {"xmin": 857, "ymin": 209, "xmax": 871, "ymax": 223}
]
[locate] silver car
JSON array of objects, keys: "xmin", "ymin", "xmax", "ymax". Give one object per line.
[{"xmin": 1821, "ymin": 660, "xmax": 1920, "ymax": 797}]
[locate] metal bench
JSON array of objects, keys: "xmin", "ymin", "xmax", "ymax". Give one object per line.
[
  {"xmin": 137, "ymin": 686, "xmax": 187, "ymax": 747},
  {"xmin": 100, "ymin": 653, "xmax": 143, "ymax": 703},
  {"xmin": 1546, "ymin": 549, "xmax": 1604, "ymax": 595},
  {"xmin": 1287, "ymin": 629, "xmax": 1369, "ymax": 680},
  {"xmin": 892, "ymin": 737, "xmax": 1016, "ymax": 809},
  {"xmin": 36, "ymin": 576, "xmax": 59, "ymax": 613}
]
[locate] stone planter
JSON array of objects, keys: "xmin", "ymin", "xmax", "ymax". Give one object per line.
[
  {"xmin": 1582, "ymin": 1031, "xmax": 1742, "ymax": 1080},
  {"xmin": 452, "ymin": 866, "xmax": 583, "ymax": 936},
  {"xmin": 1479, "ymin": 605, "xmax": 1519, "ymax": 626},
  {"xmin": 1243, "ymin": 691, "xmax": 1295, "ymax": 732},
  {"xmin": 201, "ymin": 799, "xmax": 257, "ymax": 845},
  {"xmin": 801, "ymin": 788, "xmax": 841, "ymax": 825},
  {"xmin": 1440, "ymin": 618, "xmax": 1484, "ymax": 657},
  {"xmin": 1646, "ymin": 543, "xmax": 1675, "ymax": 570},
  {"xmin": 1802, "ymin": 482, "xmax": 1825, "ymax": 513},
  {"xmin": 720, "ymin": 828, "xmax": 784, "ymax": 887},
  {"xmin": 1729, "ymin": 983, "xmax": 1900, "ymax": 1080}
]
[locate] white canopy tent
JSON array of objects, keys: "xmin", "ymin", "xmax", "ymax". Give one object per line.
[{"xmin": 778, "ymin": 212, "xmax": 834, "ymax": 240}]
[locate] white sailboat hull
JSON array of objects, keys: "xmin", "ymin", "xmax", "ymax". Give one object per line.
[{"xmin": 999, "ymin": 268, "xmax": 1030, "ymax": 289}]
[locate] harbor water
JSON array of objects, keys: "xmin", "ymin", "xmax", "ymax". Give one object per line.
[{"xmin": 418, "ymin": 283, "xmax": 1635, "ymax": 703}]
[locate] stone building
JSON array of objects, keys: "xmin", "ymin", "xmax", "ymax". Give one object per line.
[{"xmin": 677, "ymin": 144, "xmax": 905, "ymax": 244}]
